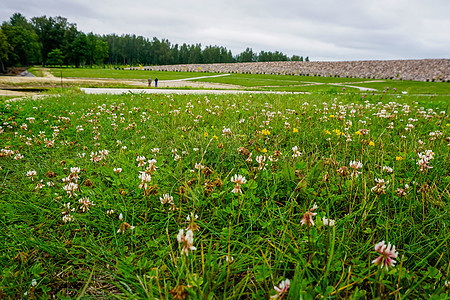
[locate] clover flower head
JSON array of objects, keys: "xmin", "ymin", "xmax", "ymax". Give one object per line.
[
  {"xmin": 301, "ymin": 205, "xmax": 318, "ymax": 226},
  {"xmin": 322, "ymin": 217, "xmax": 335, "ymax": 226},
  {"xmin": 177, "ymin": 229, "xmax": 196, "ymax": 256},
  {"xmin": 222, "ymin": 127, "xmax": 232, "ymax": 135},
  {"xmin": 382, "ymin": 166, "xmax": 393, "ymax": 173},
  {"xmin": 372, "ymin": 241, "xmax": 398, "ymax": 270},
  {"xmin": 271, "ymin": 279, "xmax": 290, "ymax": 299},
  {"xmin": 231, "ymin": 174, "xmax": 247, "ymax": 185},
  {"xmin": 349, "ymin": 160, "xmax": 363, "ymax": 170},
  {"xmin": 371, "ymin": 178, "xmax": 389, "ymax": 195},
  {"xmin": 160, "ymin": 194, "xmax": 174, "ymax": 205},
  {"xmin": 26, "ymin": 170, "xmax": 37, "ymax": 180}
]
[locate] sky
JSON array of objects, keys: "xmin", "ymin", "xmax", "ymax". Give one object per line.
[{"xmin": 1, "ymin": 0, "xmax": 449, "ymax": 61}]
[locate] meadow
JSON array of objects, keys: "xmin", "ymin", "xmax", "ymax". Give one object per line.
[
  {"xmin": 26, "ymin": 67, "xmax": 450, "ymax": 95},
  {"xmin": 0, "ymin": 88, "xmax": 449, "ymax": 299}
]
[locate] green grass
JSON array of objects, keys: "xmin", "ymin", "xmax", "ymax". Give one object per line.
[
  {"xmin": 0, "ymin": 95, "xmax": 18, "ymax": 103},
  {"xmin": 48, "ymin": 67, "xmax": 221, "ymax": 81},
  {"xmin": 0, "ymin": 90, "xmax": 448, "ymax": 299},
  {"xmin": 36, "ymin": 67, "xmax": 450, "ymax": 94},
  {"xmin": 348, "ymin": 80, "xmax": 450, "ymax": 95},
  {"xmin": 27, "ymin": 67, "xmax": 44, "ymax": 77}
]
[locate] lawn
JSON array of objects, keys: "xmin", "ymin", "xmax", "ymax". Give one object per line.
[{"xmin": 0, "ymin": 89, "xmax": 449, "ymax": 299}]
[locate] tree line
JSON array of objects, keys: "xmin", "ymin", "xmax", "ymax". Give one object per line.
[{"xmin": 0, "ymin": 13, "xmax": 309, "ymax": 73}]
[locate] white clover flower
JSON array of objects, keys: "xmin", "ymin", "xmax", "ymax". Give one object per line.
[
  {"xmin": 160, "ymin": 194, "xmax": 174, "ymax": 205},
  {"xmin": 322, "ymin": 217, "xmax": 335, "ymax": 226},
  {"xmin": 62, "ymin": 214, "xmax": 74, "ymax": 223},
  {"xmin": 177, "ymin": 229, "xmax": 196, "ymax": 256},
  {"xmin": 382, "ymin": 166, "xmax": 394, "ymax": 173}
]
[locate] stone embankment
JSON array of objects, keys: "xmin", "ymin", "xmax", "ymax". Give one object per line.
[{"xmin": 136, "ymin": 59, "xmax": 449, "ymax": 82}]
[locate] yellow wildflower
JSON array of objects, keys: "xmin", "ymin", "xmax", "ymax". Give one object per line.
[
  {"xmin": 369, "ymin": 141, "xmax": 375, "ymax": 146},
  {"xmin": 204, "ymin": 132, "xmax": 209, "ymax": 138},
  {"xmin": 332, "ymin": 129, "xmax": 343, "ymax": 136},
  {"xmin": 213, "ymin": 135, "xmax": 218, "ymax": 139},
  {"xmin": 261, "ymin": 148, "xmax": 268, "ymax": 153},
  {"xmin": 261, "ymin": 129, "xmax": 270, "ymax": 135},
  {"xmin": 293, "ymin": 128, "xmax": 298, "ymax": 133},
  {"xmin": 329, "ymin": 115, "xmax": 335, "ymax": 118},
  {"xmin": 355, "ymin": 131, "xmax": 362, "ymax": 136},
  {"xmin": 396, "ymin": 156, "xmax": 403, "ymax": 161}
]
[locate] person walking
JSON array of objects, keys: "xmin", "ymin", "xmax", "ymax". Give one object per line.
[
  {"xmin": 148, "ymin": 77, "xmax": 152, "ymax": 87},
  {"xmin": 155, "ymin": 78, "xmax": 158, "ymax": 87}
]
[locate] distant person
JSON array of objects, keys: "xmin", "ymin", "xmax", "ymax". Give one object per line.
[
  {"xmin": 148, "ymin": 77, "xmax": 152, "ymax": 87},
  {"xmin": 155, "ymin": 78, "xmax": 158, "ymax": 87}
]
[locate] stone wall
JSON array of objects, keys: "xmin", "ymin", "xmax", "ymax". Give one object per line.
[{"xmin": 134, "ymin": 59, "xmax": 449, "ymax": 82}]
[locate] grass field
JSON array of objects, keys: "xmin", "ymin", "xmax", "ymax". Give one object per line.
[
  {"xmin": 24, "ymin": 67, "xmax": 450, "ymax": 95},
  {"xmin": 0, "ymin": 89, "xmax": 449, "ymax": 299},
  {"xmin": 46, "ymin": 68, "xmax": 220, "ymax": 81}
]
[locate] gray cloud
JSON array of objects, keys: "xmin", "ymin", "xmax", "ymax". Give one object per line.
[{"xmin": 1, "ymin": 0, "xmax": 449, "ymax": 61}]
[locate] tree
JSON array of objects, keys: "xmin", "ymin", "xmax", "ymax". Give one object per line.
[
  {"xmin": 1, "ymin": 13, "xmax": 41, "ymax": 66},
  {"xmin": 62, "ymin": 23, "xmax": 79, "ymax": 66},
  {"xmin": 236, "ymin": 48, "xmax": 256, "ymax": 62},
  {"xmin": 71, "ymin": 33, "xmax": 89, "ymax": 67},
  {"xmin": 291, "ymin": 55, "xmax": 300, "ymax": 61},
  {"xmin": 257, "ymin": 50, "xmax": 288, "ymax": 62},
  {"xmin": 47, "ymin": 48, "xmax": 63, "ymax": 66},
  {"xmin": 0, "ymin": 29, "xmax": 12, "ymax": 72},
  {"xmin": 188, "ymin": 44, "xmax": 202, "ymax": 64},
  {"xmin": 9, "ymin": 13, "xmax": 34, "ymax": 31},
  {"xmin": 178, "ymin": 43, "xmax": 189, "ymax": 64},
  {"xmin": 1, "ymin": 23, "xmax": 41, "ymax": 66},
  {"xmin": 203, "ymin": 45, "xmax": 220, "ymax": 63},
  {"xmin": 31, "ymin": 16, "xmax": 74, "ymax": 66},
  {"xmin": 94, "ymin": 39, "xmax": 109, "ymax": 66},
  {"xmin": 258, "ymin": 50, "xmax": 271, "ymax": 62}
]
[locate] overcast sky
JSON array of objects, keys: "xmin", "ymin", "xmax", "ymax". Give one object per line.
[{"xmin": 1, "ymin": 0, "xmax": 449, "ymax": 61}]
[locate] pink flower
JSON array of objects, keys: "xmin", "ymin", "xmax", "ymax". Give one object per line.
[
  {"xmin": 271, "ymin": 279, "xmax": 290, "ymax": 299},
  {"xmin": 300, "ymin": 204, "xmax": 317, "ymax": 226},
  {"xmin": 372, "ymin": 241, "xmax": 398, "ymax": 270}
]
